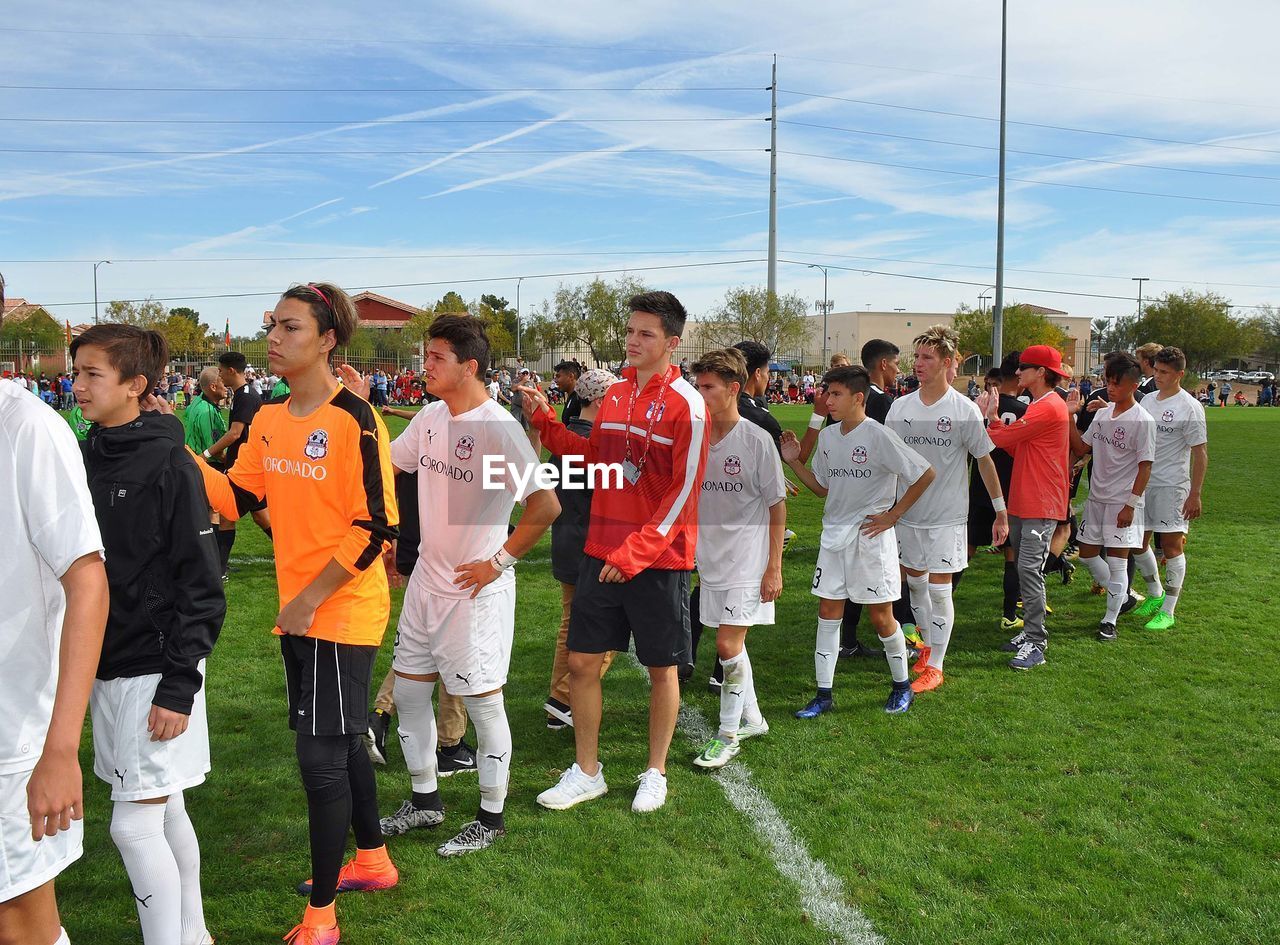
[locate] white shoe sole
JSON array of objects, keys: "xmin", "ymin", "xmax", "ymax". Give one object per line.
[
  {"xmin": 543, "ymin": 701, "xmax": 574, "ymax": 728},
  {"xmin": 632, "ymin": 794, "xmax": 667, "ymax": 813},
  {"xmin": 536, "ymin": 782, "xmax": 608, "ymax": 811},
  {"xmin": 736, "ymin": 718, "xmax": 769, "ymax": 740}
]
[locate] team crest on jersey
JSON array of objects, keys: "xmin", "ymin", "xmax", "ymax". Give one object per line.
[
  {"xmin": 724, "ymin": 455, "xmax": 742, "ymax": 476},
  {"xmin": 303, "ymin": 429, "xmax": 329, "ymax": 460},
  {"xmin": 936, "ymin": 416, "xmax": 952, "ymax": 433},
  {"xmin": 1113, "ymin": 426, "xmax": 1126, "ymax": 442},
  {"xmin": 852, "ymin": 445, "xmax": 868, "ymax": 465},
  {"xmin": 454, "ymin": 435, "xmax": 475, "ymax": 461},
  {"xmin": 1162, "ymin": 409, "xmax": 1175, "ymax": 423},
  {"xmin": 645, "ymin": 400, "xmax": 667, "ymax": 422}
]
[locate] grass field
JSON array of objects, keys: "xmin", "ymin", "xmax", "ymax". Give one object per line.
[{"xmin": 59, "ymin": 404, "xmax": 1280, "ymax": 944}]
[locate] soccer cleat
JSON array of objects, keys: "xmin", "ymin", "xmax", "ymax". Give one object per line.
[
  {"xmin": 1097, "ymin": 622, "xmax": 1118, "ymax": 642},
  {"xmin": 736, "ymin": 716, "xmax": 770, "ymax": 740},
  {"xmin": 901, "ymin": 624, "xmax": 923, "ymax": 648},
  {"xmin": 632, "ymin": 768, "xmax": 668, "ymax": 813},
  {"xmin": 1132, "ymin": 594, "xmax": 1165, "ymax": 618},
  {"xmin": 537, "ymin": 763, "xmax": 608, "ymax": 810},
  {"xmin": 437, "ymin": 739, "xmax": 477, "ymax": 777},
  {"xmin": 794, "ymin": 694, "xmax": 834, "ymax": 719},
  {"xmin": 781, "ymin": 528, "xmax": 797, "ymax": 555},
  {"xmin": 708, "ymin": 675, "xmax": 722, "ymax": 695},
  {"xmin": 911, "ymin": 646, "xmax": 932, "ymax": 676},
  {"xmin": 1000, "ymin": 630, "xmax": 1027, "ymax": 652},
  {"xmin": 544, "ymin": 697, "xmax": 573, "ymax": 728},
  {"xmin": 283, "ymin": 921, "xmax": 339, "ymax": 945},
  {"xmin": 1009, "ymin": 641, "xmax": 1047, "ymax": 670},
  {"xmin": 1060, "ymin": 558, "xmax": 1076, "ymax": 585},
  {"xmin": 365, "ymin": 709, "xmax": 390, "ymax": 765},
  {"xmin": 379, "ymin": 800, "xmax": 444, "ymax": 837},
  {"xmin": 546, "ymin": 715, "xmax": 566, "ymax": 731},
  {"xmin": 1015, "ymin": 599, "xmax": 1053, "ymax": 614},
  {"xmin": 1119, "ymin": 591, "xmax": 1144, "ymax": 615},
  {"xmin": 1000, "ymin": 616, "xmax": 1024, "ymax": 633},
  {"xmin": 1144, "ymin": 611, "xmax": 1176, "ymax": 631},
  {"xmin": 839, "ymin": 640, "xmax": 880, "ymax": 659},
  {"xmin": 911, "ymin": 666, "xmax": 944, "ymax": 693},
  {"xmin": 884, "ymin": 683, "xmax": 914, "ymax": 714},
  {"xmin": 1090, "ymin": 582, "xmax": 1106, "ymax": 596},
  {"xmin": 295, "ymin": 854, "xmax": 399, "ymax": 897},
  {"xmin": 437, "ymin": 820, "xmax": 505, "ymax": 857},
  {"xmin": 693, "ymin": 736, "xmax": 741, "ymax": 769}
]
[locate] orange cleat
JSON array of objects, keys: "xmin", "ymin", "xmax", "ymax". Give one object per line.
[
  {"xmin": 911, "ymin": 666, "xmax": 945, "ymax": 693},
  {"xmin": 283, "ymin": 903, "xmax": 340, "ymax": 944},
  {"xmin": 296, "ymin": 846, "xmax": 398, "ymax": 897},
  {"xmin": 910, "ymin": 646, "xmax": 932, "ymax": 676}
]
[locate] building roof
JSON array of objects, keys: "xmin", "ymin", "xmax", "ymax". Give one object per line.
[
  {"xmin": 2, "ymin": 298, "xmax": 51, "ymax": 322},
  {"xmin": 352, "ymin": 291, "xmax": 419, "ymax": 315}
]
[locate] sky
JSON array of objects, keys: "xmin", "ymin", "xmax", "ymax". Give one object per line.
[{"xmin": 4, "ymin": 0, "xmax": 1280, "ymax": 337}]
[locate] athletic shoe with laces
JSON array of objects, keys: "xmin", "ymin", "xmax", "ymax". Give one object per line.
[
  {"xmin": 911, "ymin": 646, "xmax": 932, "ymax": 676},
  {"xmin": 537, "ymin": 762, "xmax": 608, "ymax": 810},
  {"xmin": 884, "ymin": 683, "xmax": 914, "ymax": 714},
  {"xmin": 365, "ymin": 709, "xmax": 390, "ymax": 765},
  {"xmin": 437, "ymin": 819, "xmax": 505, "ymax": 857},
  {"xmin": 781, "ymin": 528, "xmax": 797, "ymax": 554},
  {"xmin": 1143, "ymin": 611, "xmax": 1176, "ymax": 631},
  {"xmin": 1060, "ymin": 558, "xmax": 1077, "ymax": 585},
  {"xmin": 437, "ymin": 739, "xmax": 477, "ymax": 777},
  {"xmin": 794, "ymin": 694, "xmax": 834, "ymax": 719},
  {"xmin": 693, "ymin": 736, "xmax": 741, "ymax": 769},
  {"xmin": 1132, "ymin": 594, "xmax": 1165, "ymax": 618},
  {"xmin": 838, "ymin": 640, "xmax": 880, "ymax": 659},
  {"xmin": 1000, "ymin": 630, "xmax": 1027, "ymax": 652},
  {"xmin": 546, "ymin": 715, "xmax": 566, "ymax": 731},
  {"xmin": 295, "ymin": 854, "xmax": 399, "ymax": 896},
  {"xmin": 911, "ymin": 666, "xmax": 944, "ymax": 693},
  {"xmin": 543, "ymin": 697, "xmax": 573, "ymax": 728},
  {"xmin": 1000, "ymin": 616, "xmax": 1024, "ymax": 634},
  {"xmin": 379, "ymin": 800, "xmax": 444, "ymax": 836},
  {"xmin": 282, "ymin": 923, "xmax": 339, "ymax": 945},
  {"xmin": 1009, "ymin": 641, "xmax": 1046, "ymax": 670},
  {"xmin": 1097, "ymin": 622, "xmax": 1118, "ymax": 642},
  {"xmin": 901, "ymin": 624, "xmax": 923, "ymax": 648},
  {"xmin": 707, "ymin": 675, "xmax": 722, "ymax": 695},
  {"xmin": 632, "ymin": 768, "xmax": 668, "ymax": 813},
  {"xmin": 1120, "ymin": 591, "xmax": 1144, "ymax": 615},
  {"xmin": 736, "ymin": 715, "xmax": 769, "ymax": 740}
]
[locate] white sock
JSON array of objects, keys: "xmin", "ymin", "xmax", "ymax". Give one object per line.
[
  {"xmin": 110, "ymin": 801, "xmax": 182, "ymax": 945},
  {"xmin": 718, "ymin": 651, "xmax": 748, "ymax": 738},
  {"xmin": 738, "ymin": 647, "xmax": 762, "ymax": 725},
  {"xmin": 163, "ymin": 792, "xmax": 207, "ymax": 945},
  {"xmin": 1134, "ymin": 547, "xmax": 1164, "ymax": 597},
  {"xmin": 54, "ymin": 929, "xmax": 71, "ymax": 945},
  {"xmin": 814, "ymin": 617, "xmax": 841, "ymax": 689},
  {"xmin": 1083, "ymin": 554, "xmax": 1110, "ymax": 595},
  {"xmin": 881, "ymin": 624, "xmax": 909, "ymax": 683},
  {"xmin": 394, "ymin": 677, "xmax": 438, "ymax": 795},
  {"xmin": 463, "ymin": 692, "xmax": 512, "ymax": 815},
  {"xmin": 1104, "ymin": 557, "xmax": 1128, "ymax": 624},
  {"xmin": 926, "ymin": 583, "xmax": 954, "ymax": 670},
  {"xmin": 1162, "ymin": 554, "xmax": 1186, "ymax": 615},
  {"xmin": 905, "ymin": 573, "xmax": 932, "ymax": 645}
]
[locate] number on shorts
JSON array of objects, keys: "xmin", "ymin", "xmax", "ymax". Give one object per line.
[
  {"xmin": 393, "ymin": 630, "xmax": 401, "ymax": 649},
  {"xmin": 812, "ymin": 566, "xmax": 823, "ymax": 590}
]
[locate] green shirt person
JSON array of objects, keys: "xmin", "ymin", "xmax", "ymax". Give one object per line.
[
  {"xmin": 66, "ymin": 403, "xmax": 92, "ymax": 440},
  {"xmin": 183, "ymin": 366, "xmax": 229, "ymax": 457},
  {"xmin": 271, "ymin": 376, "xmax": 290, "ymax": 399}
]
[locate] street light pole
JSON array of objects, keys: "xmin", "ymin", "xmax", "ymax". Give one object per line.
[
  {"xmin": 991, "ymin": 0, "xmax": 1009, "ymax": 362},
  {"xmin": 93, "ymin": 260, "xmax": 111, "ymax": 324},
  {"xmin": 1132, "ymin": 277, "xmax": 1149, "ymax": 319},
  {"xmin": 808, "ymin": 264, "xmax": 829, "ymax": 366},
  {"xmin": 515, "ymin": 277, "xmax": 523, "ymax": 360}
]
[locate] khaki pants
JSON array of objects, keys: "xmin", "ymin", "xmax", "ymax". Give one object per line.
[
  {"xmin": 549, "ymin": 582, "xmax": 614, "ymax": 705},
  {"xmin": 373, "ymin": 668, "xmax": 469, "ymax": 747}
]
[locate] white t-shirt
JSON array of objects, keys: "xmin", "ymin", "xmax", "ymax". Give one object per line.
[
  {"xmin": 696, "ymin": 419, "xmax": 787, "ymax": 590},
  {"xmin": 812, "ymin": 417, "xmax": 931, "ymax": 550},
  {"xmin": 487, "ymin": 381, "xmax": 501, "ymax": 401},
  {"xmin": 1139, "ymin": 388, "xmax": 1207, "ymax": 489},
  {"xmin": 390, "ymin": 397, "xmax": 540, "ymax": 599},
  {"xmin": 885, "ymin": 386, "xmax": 993, "ymax": 526},
  {"xmin": 1087, "ymin": 401, "xmax": 1156, "ymax": 506},
  {"xmin": 0, "ymin": 380, "xmax": 104, "ymax": 774}
]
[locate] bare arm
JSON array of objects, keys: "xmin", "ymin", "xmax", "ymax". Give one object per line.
[
  {"xmin": 1184, "ymin": 443, "xmax": 1208, "ymax": 520},
  {"xmin": 862, "ymin": 466, "xmax": 936, "ymax": 537},
  {"xmin": 797, "ymin": 388, "xmax": 829, "ymax": 464},
  {"xmin": 276, "ymin": 558, "xmax": 359, "ymax": 636},
  {"xmin": 206, "ymin": 420, "xmax": 245, "ymax": 459},
  {"xmin": 1117, "ymin": 460, "xmax": 1152, "ymax": 529},
  {"xmin": 760, "ymin": 499, "xmax": 786, "ymax": 603}
]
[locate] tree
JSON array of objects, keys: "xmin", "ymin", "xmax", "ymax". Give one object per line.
[
  {"xmin": 158, "ymin": 313, "xmax": 214, "ymax": 357},
  {"xmin": 698, "ymin": 287, "xmax": 810, "ymax": 357},
  {"xmin": 0, "ymin": 307, "xmax": 64, "ymax": 348},
  {"xmin": 432, "ymin": 291, "xmax": 468, "ymax": 314},
  {"xmin": 1248, "ymin": 304, "xmax": 1280, "ymax": 371},
  {"xmin": 953, "ymin": 302, "xmax": 1073, "ymax": 364},
  {"xmin": 524, "ymin": 276, "xmax": 648, "ymax": 367},
  {"xmin": 102, "ymin": 297, "xmax": 167, "ymax": 328},
  {"xmin": 1133, "ymin": 290, "xmax": 1262, "ymax": 373},
  {"xmin": 170, "ymin": 306, "xmax": 201, "ymax": 323}
]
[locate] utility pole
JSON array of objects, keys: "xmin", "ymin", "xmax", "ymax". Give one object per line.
[
  {"xmin": 93, "ymin": 259, "xmax": 111, "ymax": 324},
  {"xmin": 991, "ymin": 0, "xmax": 1009, "ymax": 362},
  {"xmin": 515, "ymin": 276, "xmax": 523, "ymax": 360},
  {"xmin": 809, "ymin": 264, "xmax": 829, "ymax": 366},
  {"xmin": 1132, "ymin": 276, "xmax": 1149, "ymax": 319},
  {"xmin": 767, "ymin": 55, "xmax": 778, "ymax": 300}
]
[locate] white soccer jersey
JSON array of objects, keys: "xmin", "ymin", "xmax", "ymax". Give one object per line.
[
  {"xmin": 885, "ymin": 386, "xmax": 993, "ymax": 527},
  {"xmin": 1139, "ymin": 388, "xmax": 1207, "ymax": 489},
  {"xmin": 0, "ymin": 380, "xmax": 104, "ymax": 775},
  {"xmin": 390, "ymin": 397, "xmax": 540, "ymax": 599},
  {"xmin": 812, "ymin": 417, "xmax": 931, "ymax": 551},
  {"xmin": 1086, "ymin": 401, "xmax": 1156, "ymax": 506},
  {"xmin": 696, "ymin": 418, "xmax": 787, "ymax": 590}
]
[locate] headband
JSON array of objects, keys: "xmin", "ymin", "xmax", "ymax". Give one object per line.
[{"xmin": 307, "ymin": 284, "xmax": 332, "ymax": 308}]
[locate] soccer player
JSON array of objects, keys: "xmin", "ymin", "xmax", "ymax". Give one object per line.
[
  {"xmin": 1066, "ymin": 351, "xmax": 1155, "ymax": 641},
  {"xmin": 885, "ymin": 326, "xmax": 1008, "ymax": 693},
  {"xmin": 1135, "ymin": 342, "xmax": 1162, "ymax": 397},
  {"xmin": 71, "ymin": 325, "xmax": 224, "ymax": 945},
  {"xmin": 182, "ymin": 367, "xmax": 227, "ymax": 461},
  {"xmin": 202, "ymin": 350, "xmax": 267, "ymax": 578},
  {"xmin": 1130, "ymin": 346, "xmax": 1207, "ymax": 629},
  {"xmin": 190, "ymin": 284, "xmax": 399, "ymax": 945},
  {"xmin": 688, "ymin": 349, "xmax": 786, "ymax": 767},
  {"xmin": 978, "ymin": 345, "xmax": 1072, "ymax": 670},
  {"xmin": 1, "ymin": 324, "xmax": 108, "ymax": 945},
  {"xmin": 362, "ymin": 315, "xmax": 559, "ymax": 856},
  {"xmin": 782, "ymin": 365, "xmax": 935, "ymax": 716},
  {"xmin": 531, "ymin": 292, "xmax": 707, "ymax": 814}
]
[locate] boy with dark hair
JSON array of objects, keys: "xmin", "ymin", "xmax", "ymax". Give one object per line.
[
  {"xmin": 205, "ymin": 349, "xmax": 266, "ymax": 578},
  {"xmin": 70, "ymin": 324, "xmax": 224, "ymax": 945},
  {"xmin": 553, "ymin": 360, "xmax": 584, "ymax": 424}
]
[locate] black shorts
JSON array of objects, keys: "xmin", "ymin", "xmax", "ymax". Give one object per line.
[
  {"xmin": 968, "ymin": 503, "xmax": 1009, "ymax": 550},
  {"xmin": 568, "ymin": 556, "xmax": 691, "ymax": 667},
  {"xmin": 280, "ymin": 636, "xmax": 378, "ymax": 737}
]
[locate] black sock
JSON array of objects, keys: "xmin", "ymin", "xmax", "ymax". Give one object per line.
[
  {"xmin": 688, "ymin": 585, "xmax": 701, "ymax": 662},
  {"xmin": 841, "ymin": 600, "xmax": 863, "ymax": 648},
  {"xmin": 1043, "ymin": 552, "xmax": 1062, "ymax": 574},
  {"xmin": 262, "ymin": 526, "xmax": 273, "ymax": 541},
  {"xmin": 345, "ymin": 735, "xmax": 382, "ymax": 850},
  {"xmin": 296, "ymin": 734, "xmax": 352, "ymax": 908},
  {"xmin": 817, "ymin": 687, "xmax": 832, "ymax": 698},
  {"xmin": 216, "ymin": 528, "xmax": 235, "ymax": 573},
  {"xmin": 477, "ymin": 807, "xmax": 504, "ymax": 830},
  {"xmin": 1127, "ymin": 555, "xmax": 1137, "ymax": 591},
  {"xmin": 951, "ymin": 569, "xmax": 965, "ymax": 591},
  {"xmin": 892, "ymin": 595, "xmax": 914, "ymax": 629},
  {"xmin": 412, "ymin": 790, "xmax": 442, "ymax": 811},
  {"xmin": 1002, "ymin": 561, "xmax": 1020, "ymax": 620}
]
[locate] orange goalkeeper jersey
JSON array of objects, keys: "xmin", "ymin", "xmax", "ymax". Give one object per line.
[{"xmin": 194, "ymin": 384, "xmax": 398, "ymax": 646}]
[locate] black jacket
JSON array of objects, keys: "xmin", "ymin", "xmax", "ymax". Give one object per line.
[{"xmin": 83, "ymin": 412, "xmax": 225, "ymax": 714}]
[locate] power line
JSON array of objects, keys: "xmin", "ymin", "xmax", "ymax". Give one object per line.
[
  {"xmin": 0, "ymin": 83, "xmax": 765, "ymax": 93},
  {"xmin": 0, "ymin": 147, "xmax": 765, "ymax": 156},
  {"xmin": 0, "ymin": 116, "xmax": 768, "ymax": 125}
]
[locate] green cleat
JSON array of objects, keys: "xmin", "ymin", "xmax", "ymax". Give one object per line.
[
  {"xmin": 1132, "ymin": 594, "xmax": 1165, "ymax": 618},
  {"xmin": 902, "ymin": 624, "xmax": 922, "ymax": 648},
  {"xmin": 693, "ymin": 736, "xmax": 741, "ymax": 769},
  {"xmin": 1144, "ymin": 611, "xmax": 1176, "ymax": 631}
]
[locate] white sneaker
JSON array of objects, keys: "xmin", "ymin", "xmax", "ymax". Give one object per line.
[
  {"xmin": 536, "ymin": 763, "xmax": 608, "ymax": 810},
  {"xmin": 631, "ymin": 768, "xmax": 668, "ymax": 813},
  {"xmin": 737, "ymin": 715, "xmax": 770, "ymax": 740}
]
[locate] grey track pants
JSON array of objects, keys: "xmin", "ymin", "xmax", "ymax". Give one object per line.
[{"xmin": 1008, "ymin": 515, "xmax": 1054, "ymax": 646}]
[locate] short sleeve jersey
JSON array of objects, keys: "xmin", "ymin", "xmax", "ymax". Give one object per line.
[
  {"xmin": 1139, "ymin": 388, "xmax": 1207, "ymax": 489},
  {"xmin": 696, "ymin": 418, "xmax": 787, "ymax": 590},
  {"xmin": 969, "ymin": 393, "xmax": 1026, "ymax": 505},
  {"xmin": 390, "ymin": 397, "xmax": 540, "ymax": 599},
  {"xmin": 1, "ymin": 380, "xmax": 104, "ymax": 773},
  {"xmin": 1086, "ymin": 402, "xmax": 1156, "ymax": 506},
  {"xmin": 227, "ymin": 381, "xmax": 263, "ymax": 467},
  {"xmin": 812, "ymin": 418, "xmax": 930, "ymax": 551},
  {"xmin": 885, "ymin": 387, "xmax": 993, "ymax": 527},
  {"xmin": 183, "ymin": 395, "xmax": 227, "ymax": 455}
]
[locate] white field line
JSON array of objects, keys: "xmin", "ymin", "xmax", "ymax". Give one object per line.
[{"xmin": 627, "ymin": 651, "xmax": 884, "ymax": 945}]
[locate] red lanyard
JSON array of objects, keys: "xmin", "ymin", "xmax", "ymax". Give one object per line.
[{"xmin": 623, "ymin": 369, "xmax": 670, "ymax": 477}]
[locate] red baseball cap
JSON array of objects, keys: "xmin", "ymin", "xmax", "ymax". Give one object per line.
[{"xmin": 1019, "ymin": 344, "xmax": 1072, "ymax": 378}]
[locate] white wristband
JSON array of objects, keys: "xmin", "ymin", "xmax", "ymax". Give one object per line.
[
  {"xmin": 808, "ymin": 413, "xmax": 825, "ymax": 429},
  {"xmin": 991, "ymin": 496, "xmax": 1006, "ymax": 513},
  {"xmin": 202, "ymin": 449, "xmax": 211, "ymax": 459},
  {"xmin": 490, "ymin": 547, "xmax": 519, "ymax": 572},
  {"xmin": 1127, "ymin": 493, "xmax": 1143, "ymax": 507}
]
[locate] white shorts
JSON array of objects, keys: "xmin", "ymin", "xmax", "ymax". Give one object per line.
[
  {"xmin": 1144, "ymin": 486, "xmax": 1191, "ymax": 534},
  {"xmin": 0, "ymin": 768, "xmax": 82, "ymax": 903},
  {"xmin": 812, "ymin": 530, "xmax": 901, "ymax": 604},
  {"xmin": 1079, "ymin": 498, "xmax": 1145, "ymax": 549},
  {"xmin": 896, "ymin": 521, "xmax": 969, "ymax": 573},
  {"xmin": 393, "ymin": 582, "xmax": 515, "ymax": 695},
  {"xmin": 90, "ymin": 663, "xmax": 210, "ymax": 802},
  {"xmin": 699, "ymin": 585, "xmax": 775, "ymax": 629}
]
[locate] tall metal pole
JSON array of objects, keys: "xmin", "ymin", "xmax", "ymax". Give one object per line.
[
  {"xmin": 515, "ymin": 277, "xmax": 522, "ymax": 360},
  {"xmin": 809, "ymin": 264, "xmax": 828, "ymax": 366},
  {"xmin": 1132, "ymin": 276, "xmax": 1148, "ymax": 319},
  {"xmin": 767, "ymin": 55, "xmax": 778, "ymax": 300},
  {"xmin": 991, "ymin": 0, "xmax": 1008, "ymax": 362}
]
